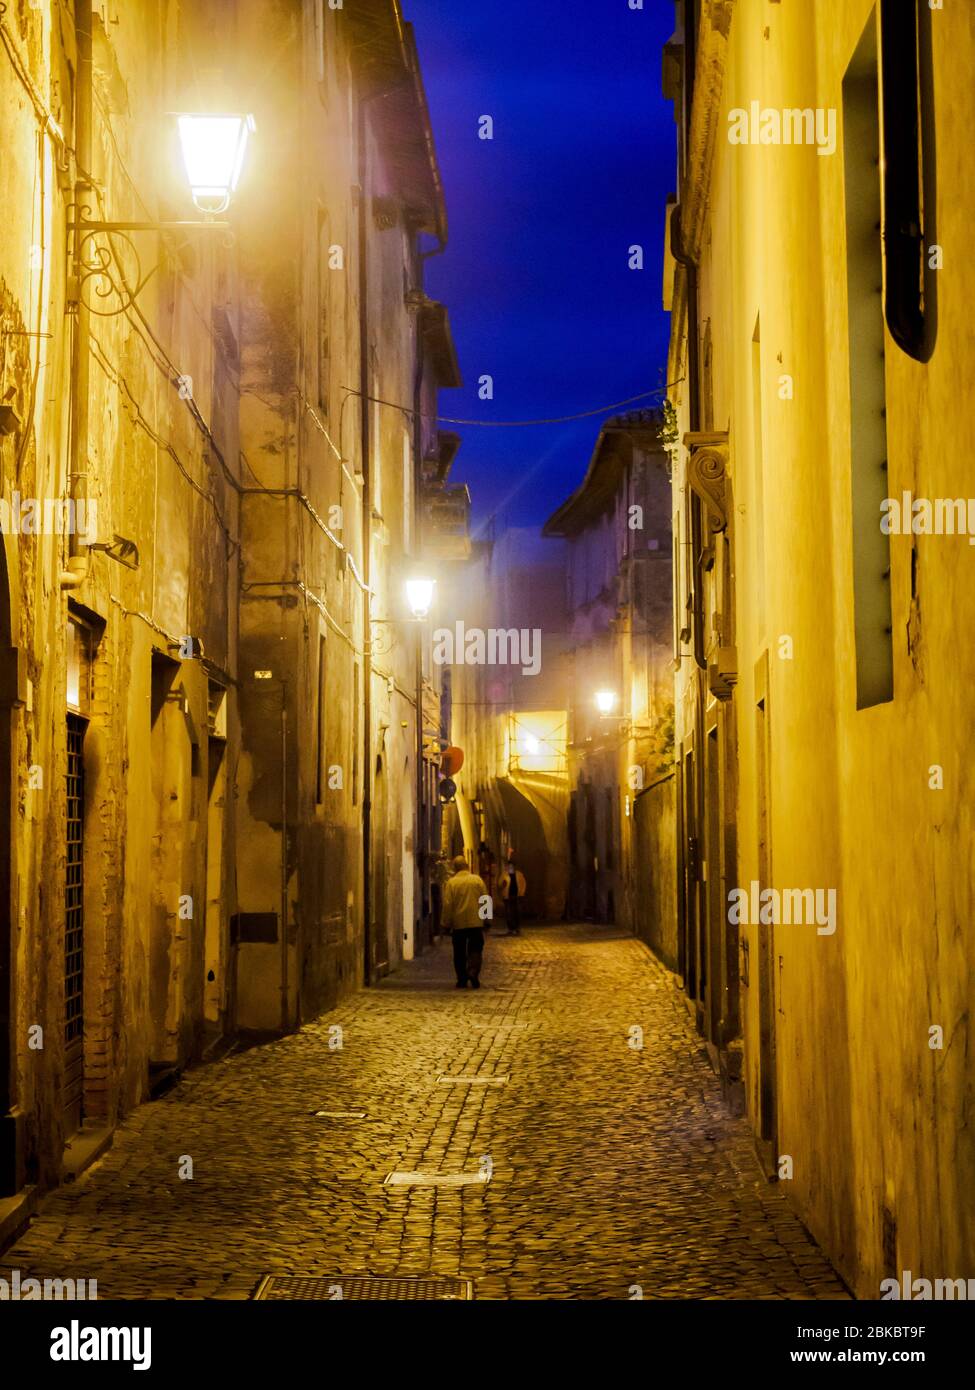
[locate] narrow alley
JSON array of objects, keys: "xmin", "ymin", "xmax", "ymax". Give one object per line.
[
  {"xmin": 0, "ymin": 0, "xmax": 972, "ymax": 1350},
  {"xmin": 2, "ymin": 926, "xmax": 846, "ymax": 1301}
]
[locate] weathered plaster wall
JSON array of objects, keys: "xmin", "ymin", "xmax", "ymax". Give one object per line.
[
  {"xmin": 670, "ymin": 0, "xmax": 974, "ymax": 1294},
  {"xmin": 1, "ymin": 0, "xmax": 242, "ymax": 1189}
]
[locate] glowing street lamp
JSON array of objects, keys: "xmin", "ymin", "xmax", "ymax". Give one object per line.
[
  {"xmin": 176, "ymin": 113, "xmax": 255, "ymax": 214},
  {"xmin": 595, "ymin": 689, "xmax": 617, "ymax": 717},
  {"xmin": 405, "ymin": 576, "xmax": 436, "ymax": 620},
  {"xmin": 62, "ymin": 98, "xmax": 255, "ymax": 591}
]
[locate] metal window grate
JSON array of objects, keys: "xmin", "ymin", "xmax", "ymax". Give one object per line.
[
  {"xmin": 253, "ymin": 1274, "xmax": 472, "ymax": 1301},
  {"xmin": 65, "ymin": 714, "xmax": 85, "ymax": 1045}
]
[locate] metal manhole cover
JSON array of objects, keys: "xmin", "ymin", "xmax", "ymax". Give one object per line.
[
  {"xmin": 436, "ymin": 1074, "xmax": 509, "ymax": 1086},
  {"xmin": 253, "ymin": 1274, "xmax": 472, "ymax": 1301}
]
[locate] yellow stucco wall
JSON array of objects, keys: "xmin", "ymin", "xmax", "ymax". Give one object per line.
[{"xmin": 670, "ymin": 0, "xmax": 973, "ymax": 1293}]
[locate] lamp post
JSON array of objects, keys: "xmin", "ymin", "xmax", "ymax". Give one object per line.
[
  {"xmin": 366, "ymin": 577, "xmax": 436, "ymax": 958},
  {"xmin": 63, "ymin": 96, "xmax": 255, "ymax": 590},
  {"xmin": 406, "ymin": 577, "xmax": 435, "ymax": 957}
]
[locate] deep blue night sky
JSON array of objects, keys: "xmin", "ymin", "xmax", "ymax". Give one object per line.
[{"xmin": 407, "ymin": 0, "xmax": 676, "ymax": 534}]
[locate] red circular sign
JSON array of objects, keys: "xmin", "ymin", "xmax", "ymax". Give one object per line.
[{"xmin": 441, "ymin": 746, "xmax": 464, "ymax": 776}]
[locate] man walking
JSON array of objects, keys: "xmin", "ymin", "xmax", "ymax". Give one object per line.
[
  {"xmin": 441, "ymin": 854, "xmax": 490, "ymax": 989},
  {"xmin": 499, "ymin": 852, "xmax": 527, "ymax": 936}
]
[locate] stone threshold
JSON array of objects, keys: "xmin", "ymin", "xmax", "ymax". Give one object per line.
[
  {"xmin": 62, "ymin": 1124, "xmax": 114, "ymax": 1184},
  {"xmin": 0, "ymin": 1185, "xmax": 38, "ymax": 1254}
]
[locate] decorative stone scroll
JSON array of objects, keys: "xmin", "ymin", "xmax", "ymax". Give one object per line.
[{"xmin": 684, "ymin": 431, "xmax": 730, "ymax": 533}]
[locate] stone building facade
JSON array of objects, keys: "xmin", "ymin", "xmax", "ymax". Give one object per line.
[
  {"xmin": 665, "ymin": 0, "xmax": 973, "ymax": 1295},
  {"xmin": 444, "ymin": 527, "xmax": 571, "ymax": 923},
  {"xmin": 543, "ymin": 411, "xmax": 674, "ymax": 942},
  {"xmin": 0, "ymin": 0, "xmax": 460, "ymax": 1219}
]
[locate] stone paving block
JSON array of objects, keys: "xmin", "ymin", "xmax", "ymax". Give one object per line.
[{"xmin": 2, "ymin": 925, "xmax": 849, "ymax": 1301}]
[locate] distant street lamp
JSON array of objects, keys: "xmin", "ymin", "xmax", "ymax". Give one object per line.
[
  {"xmin": 595, "ymin": 690, "xmax": 617, "ymax": 717},
  {"xmin": 176, "ymin": 114, "xmax": 256, "ymax": 214},
  {"xmin": 405, "ymin": 577, "xmax": 436, "ymax": 620}
]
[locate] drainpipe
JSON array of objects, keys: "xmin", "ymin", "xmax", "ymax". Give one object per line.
[
  {"xmin": 280, "ymin": 683, "xmax": 289, "ymax": 1032},
  {"xmin": 670, "ymin": 208, "xmax": 699, "ymax": 433},
  {"xmin": 670, "ymin": 201, "xmax": 703, "ymax": 671},
  {"xmin": 359, "ymin": 67, "xmax": 443, "ymax": 980},
  {"xmin": 412, "ymin": 285, "xmax": 424, "ymax": 956},
  {"xmin": 357, "ymin": 94, "xmax": 374, "ymax": 986},
  {"xmin": 61, "ymin": 0, "xmax": 92, "ymax": 590},
  {"xmin": 413, "ymin": 237, "xmax": 446, "ymax": 952},
  {"xmin": 671, "ymin": 3, "xmax": 703, "ymax": 990}
]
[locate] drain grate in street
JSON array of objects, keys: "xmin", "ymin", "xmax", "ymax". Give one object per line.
[
  {"xmin": 383, "ymin": 1171, "xmax": 489, "ymax": 1188},
  {"xmin": 436, "ymin": 1073, "xmax": 509, "ymax": 1086},
  {"xmin": 253, "ymin": 1274, "xmax": 472, "ymax": 1300}
]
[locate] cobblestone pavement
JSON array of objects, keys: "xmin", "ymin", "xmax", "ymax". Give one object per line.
[{"xmin": 3, "ymin": 925, "xmax": 849, "ymax": 1300}]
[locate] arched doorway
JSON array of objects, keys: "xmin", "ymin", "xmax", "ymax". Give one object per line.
[
  {"xmin": 0, "ymin": 538, "xmax": 25, "ymax": 1195},
  {"xmin": 369, "ymin": 751, "xmax": 389, "ymax": 980}
]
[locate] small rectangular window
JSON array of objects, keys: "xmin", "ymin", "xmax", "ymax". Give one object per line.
[
  {"xmin": 403, "ymin": 431, "xmax": 413, "ymax": 553},
  {"xmin": 880, "ymin": 0, "xmax": 936, "ymax": 362},
  {"xmin": 751, "ymin": 316, "xmax": 766, "ymax": 638},
  {"xmin": 314, "ymin": 0, "xmax": 326, "ymax": 86},
  {"xmin": 843, "ymin": 12, "xmax": 894, "ymax": 708},
  {"xmin": 66, "ymin": 619, "xmax": 94, "ymax": 714},
  {"xmin": 317, "ymin": 207, "xmax": 331, "ymax": 415},
  {"xmin": 352, "ymin": 660, "xmax": 360, "ymax": 805}
]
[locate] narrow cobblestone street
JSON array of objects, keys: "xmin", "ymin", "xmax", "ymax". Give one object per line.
[{"xmin": 3, "ymin": 926, "xmax": 848, "ymax": 1300}]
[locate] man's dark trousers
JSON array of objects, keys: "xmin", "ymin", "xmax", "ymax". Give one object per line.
[{"xmin": 452, "ymin": 928, "xmax": 485, "ymax": 984}]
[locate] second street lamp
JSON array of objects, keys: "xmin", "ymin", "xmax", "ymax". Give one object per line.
[{"xmin": 405, "ymin": 577, "xmax": 436, "ymax": 621}]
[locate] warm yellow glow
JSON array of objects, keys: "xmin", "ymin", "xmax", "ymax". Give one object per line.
[
  {"xmin": 507, "ymin": 711, "xmax": 567, "ymax": 777},
  {"xmin": 405, "ymin": 576, "xmax": 436, "ymax": 618},
  {"xmin": 177, "ymin": 114, "xmax": 254, "ymax": 213},
  {"xmin": 595, "ymin": 689, "xmax": 616, "ymax": 715},
  {"xmin": 66, "ymin": 621, "xmax": 80, "ymax": 708}
]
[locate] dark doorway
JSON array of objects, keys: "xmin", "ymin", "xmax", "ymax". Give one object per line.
[
  {"xmin": 204, "ymin": 681, "xmax": 230, "ymax": 1043},
  {"xmin": 370, "ymin": 752, "xmax": 389, "ymax": 980},
  {"xmin": 149, "ymin": 651, "xmax": 184, "ymax": 1077},
  {"xmin": 0, "ymin": 546, "xmax": 23, "ymax": 1194},
  {"xmin": 683, "ymin": 747, "xmax": 699, "ymax": 1000},
  {"xmin": 755, "ymin": 660, "xmax": 778, "ymax": 1162}
]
